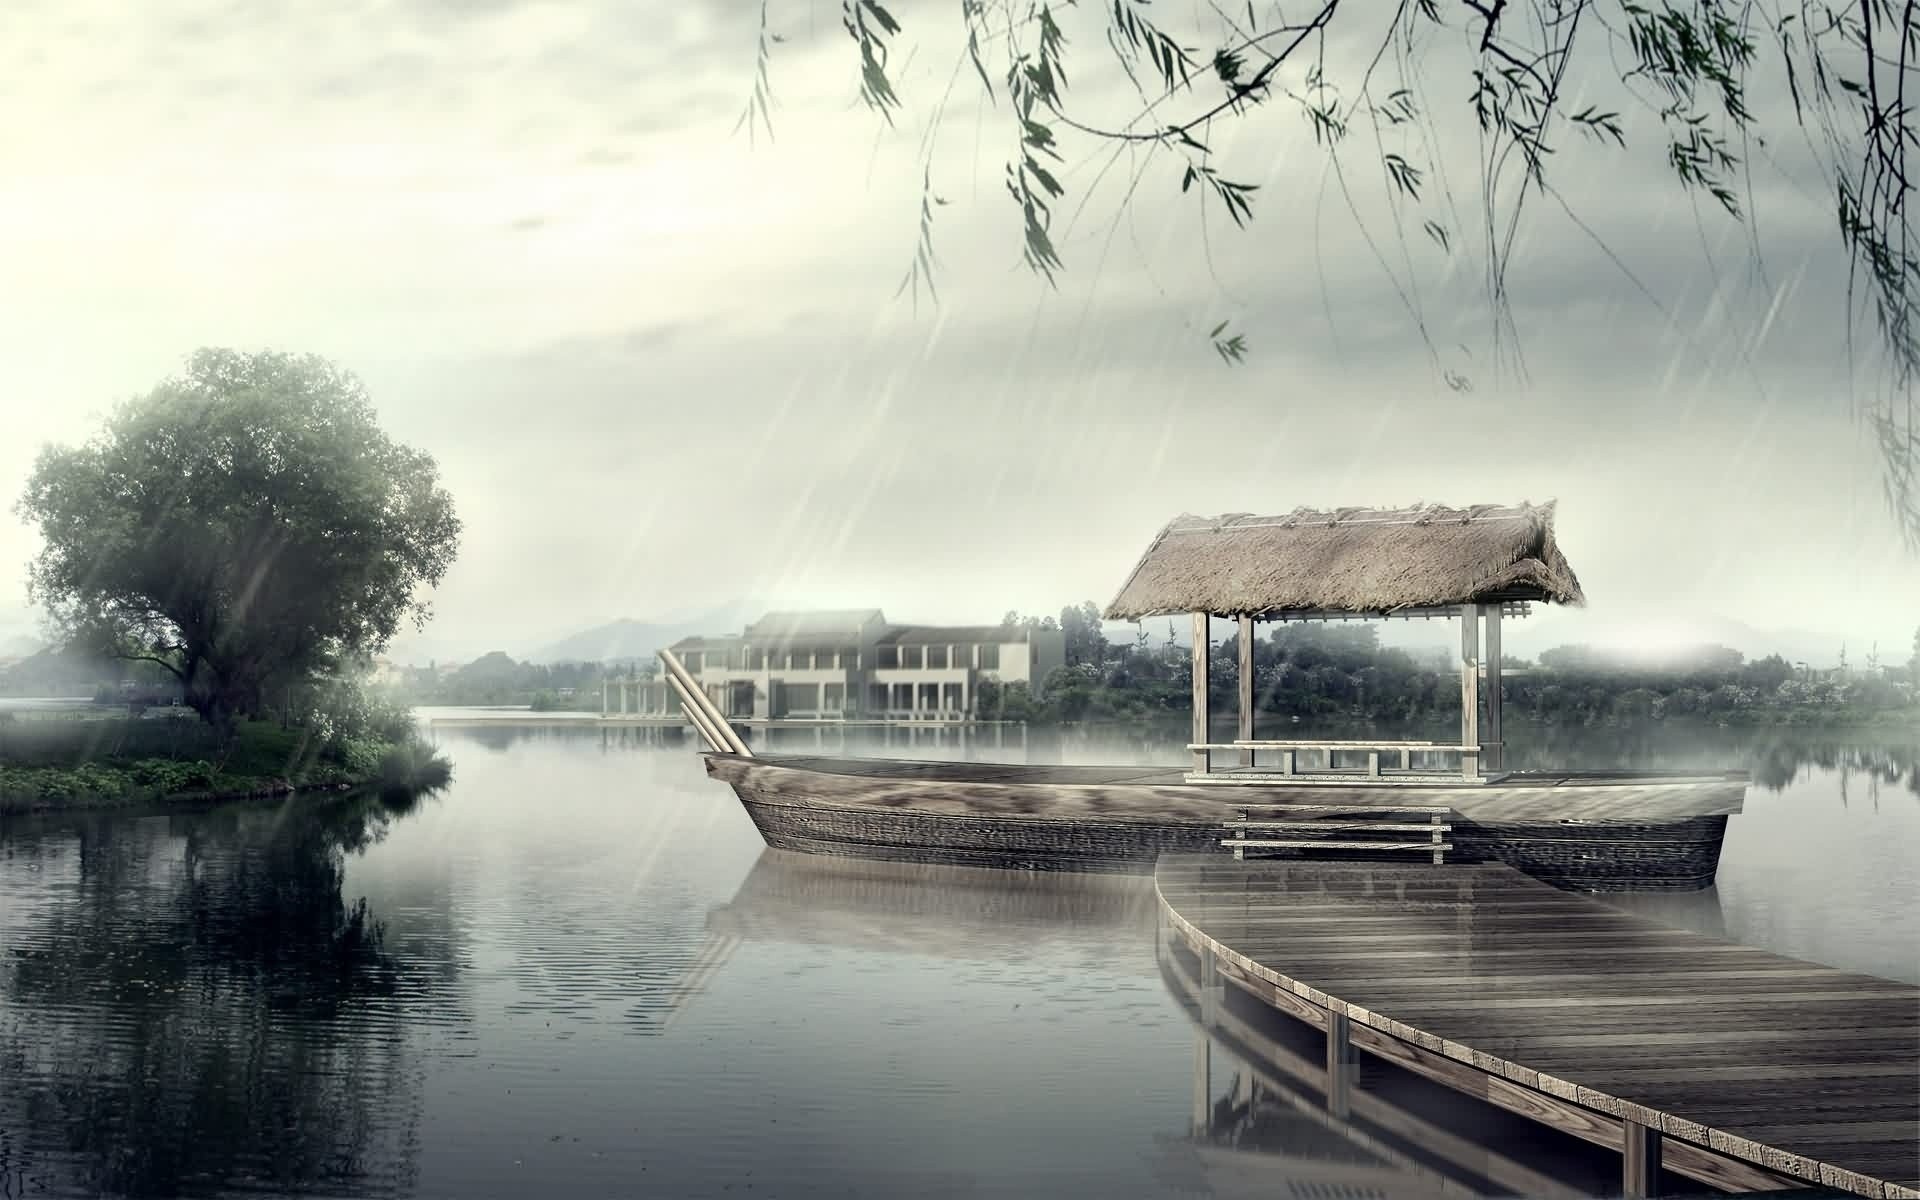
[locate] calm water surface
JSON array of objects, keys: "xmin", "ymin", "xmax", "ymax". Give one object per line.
[{"xmin": 1, "ymin": 719, "xmax": 1915, "ymax": 1198}]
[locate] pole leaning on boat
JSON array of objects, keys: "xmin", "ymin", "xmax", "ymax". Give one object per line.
[{"xmin": 658, "ymin": 648, "xmax": 754, "ymax": 757}]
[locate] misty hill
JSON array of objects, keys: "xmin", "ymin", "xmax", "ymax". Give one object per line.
[
  {"xmin": 528, "ymin": 607, "xmax": 750, "ymax": 665},
  {"xmin": 1, "ymin": 635, "xmax": 47, "ymax": 659}
]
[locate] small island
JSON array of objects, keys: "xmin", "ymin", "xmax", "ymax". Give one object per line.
[{"xmin": 2, "ymin": 349, "xmax": 458, "ymax": 813}]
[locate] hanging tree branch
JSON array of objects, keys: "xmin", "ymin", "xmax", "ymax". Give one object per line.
[{"xmin": 736, "ymin": 0, "xmax": 1920, "ymax": 547}]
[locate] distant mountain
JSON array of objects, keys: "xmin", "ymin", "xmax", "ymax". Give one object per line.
[
  {"xmin": 451, "ymin": 650, "xmax": 524, "ymax": 682},
  {"xmin": 1, "ymin": 635, "xmax": 47, "ymax": 659},
  {"xmin": 528, "ymin": 606, "xmax": 752, "ymax": 665}
]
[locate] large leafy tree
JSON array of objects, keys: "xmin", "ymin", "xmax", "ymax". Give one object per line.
[
  {"xmin": 16, "ymin": 349, "xmax": 461, "ymax": 727},
  {"xmin": 749, "ymin": 0, "xmax": 1918, "ymax": 543}
]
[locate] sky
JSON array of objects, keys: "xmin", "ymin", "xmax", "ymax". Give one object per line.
[{"xmin": 1, "ymin": 0, "xmax": 1915, "ymax": 666}]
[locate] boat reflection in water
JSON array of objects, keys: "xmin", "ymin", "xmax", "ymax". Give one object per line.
[
  {"xmin": 692, "ymin": 850, "xmax": 1643, "ymax": 1199},
  {"xmin": 703, "ymin": 847, "xmax": 1159, "ymax": 956}
]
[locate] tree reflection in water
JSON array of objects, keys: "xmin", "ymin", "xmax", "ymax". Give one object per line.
[{"xmin": 0, "ymin": 788, "xmax": 450, "ymax": 1199}]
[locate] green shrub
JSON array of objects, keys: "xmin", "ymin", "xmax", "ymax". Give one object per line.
[
  {"xmin": 128, "ymin": 758, "xmax": 217, "ymax": 793},
  {"xmin": 325, "ymin": 736, "xmax": 386, "ymax": 777},
  {"xmin": 375, "ymin": 740, "xmax": 453, "ymax": 794}
]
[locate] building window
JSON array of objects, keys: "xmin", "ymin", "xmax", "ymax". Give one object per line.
[
  {"xmin": 870, "ymin": 683, "xmax": 889, "ymax": 710},
  {"xmin": 978, "ymin": 644, "xmax": 1000, "ymax": 670},
  {"xmin": 819, "ymin": 650, "xmax": 838, "ymax": 669},
  {"xmin": 824, "ymin": 683, "xmax": 844, "ymax": 710},
  {"xmin": 788, "ymin": 651, "xmax": 810, "ymax": 670},
  {"xmin": 926, "ymin": 645, "xmax": 949, "ymax": 669},
  {"xmin": 748, "ymin": 648, "xmax": 765, "ymax": 670},
  {"xmin": 890, "ymin": 683, "xmax": 913, "ymax": 710},
  {"xmin": 917, "ymin": 683, "xmax": 939, "ymax": 710},
  {"xmin": 900, "ymin": 645, "xmax": 923, "ymax": 669},
  {"xmin": 684, "ymin": 651, "xmax": 703, "ymax": 672},
  {"xmin": 942, "ymin": 682, "xmax": 964, "ymax": 712},
  {"xmin": 878, "ymin": 646, "xmax": 900, "ymax": 669}
]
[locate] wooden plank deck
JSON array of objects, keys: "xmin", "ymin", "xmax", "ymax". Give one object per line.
[{"xmin": 1154, "ymin": 855, "xmax": 1920, "ymax": 1198}]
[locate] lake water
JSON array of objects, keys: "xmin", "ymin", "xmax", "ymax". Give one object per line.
[{"xmin": 1, "ymin": 718, "xmax": 1915, "ymax": 1198}]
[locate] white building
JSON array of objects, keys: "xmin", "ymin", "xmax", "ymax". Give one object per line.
[{"xmin": 631, "ymin": 609, "xmax": 1064, "ymax": 720}]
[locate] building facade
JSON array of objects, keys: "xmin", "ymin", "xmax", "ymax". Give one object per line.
[{"xmin": 620, "ymin": 610, "xmax": 1064, "ymax": 720}]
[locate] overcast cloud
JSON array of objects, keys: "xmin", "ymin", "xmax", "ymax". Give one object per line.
[{"xmin": 1, "ymin": 0, "xmax": 1914, "ymax": 663}]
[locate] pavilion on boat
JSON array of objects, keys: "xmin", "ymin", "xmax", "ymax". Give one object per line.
[{"xmin": 1103, "ymin": 502, "xmax": 1585, "ymax": 784}]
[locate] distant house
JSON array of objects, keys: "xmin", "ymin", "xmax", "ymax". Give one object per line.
[
  {"xmin": 363, "ymin": 657, "xmax": 407, "ymax": 687},
  {"xmin": 615, "ymin": 609, "xmax": 1064, "ymax": 719}
]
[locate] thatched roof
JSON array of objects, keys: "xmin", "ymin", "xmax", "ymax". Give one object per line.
[{"xmin": 1104, "ymin": 502, "xmax": 1585, "ymax": 620}]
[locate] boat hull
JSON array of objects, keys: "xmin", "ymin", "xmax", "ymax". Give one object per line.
[{"xmin": 706, "ymin": 754, "xmax": 1744, "ymax": 891}]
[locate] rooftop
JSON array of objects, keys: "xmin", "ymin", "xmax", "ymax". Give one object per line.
[
  {"xmin": 1104, "ymin": 502, "xmax": 1585, "ymax": 620},
  {"xmin": 743, "ymin": 610, "xmax": 886, "ymax": 639},
  {"xmin": 878, "ymin": 625, "xmax": 1034, "ymax": 645}
]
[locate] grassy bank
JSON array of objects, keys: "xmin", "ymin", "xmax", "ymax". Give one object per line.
[{"xmin": 0, "ymin": 713, "xmax": 451, "ymax": 813}]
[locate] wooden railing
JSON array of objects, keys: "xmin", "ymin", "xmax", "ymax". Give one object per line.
[
  {"xmin": 1220, "ymin": 803, "xmax": 1453, "ymax": 864},
  {"xmin": 1186, "ymin": 739, "xmax": 1483, "ymax": 783}
]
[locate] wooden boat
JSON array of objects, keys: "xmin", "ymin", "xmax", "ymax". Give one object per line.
[
  {"xmin": 700, "ymin": 753, "xmax": 1743, "ymax": 890},
  {"xmin": 672, "ymin": 504, "xmax": 1752, "ymax": 892}
]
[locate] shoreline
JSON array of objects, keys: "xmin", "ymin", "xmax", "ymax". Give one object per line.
[
  {"xmin": 0, "ymin": 779, "xmax": 373, "ymax": 820},
  {"xmin": 0, "ymin": 767, "xmax": 403, "ymax": 816},
  {"xmin": 0, "ymin": 729, "xmax": 450, "ymax": 816}
]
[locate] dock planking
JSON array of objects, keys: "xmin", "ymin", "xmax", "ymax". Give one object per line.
[{"xmin": 1154, "ymin": 855, "xmax": 1920, "ymax": 1198}]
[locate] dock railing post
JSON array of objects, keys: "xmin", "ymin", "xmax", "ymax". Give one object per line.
[
  {"xmin": 1198, "ymin": 944, "xmax": 1223, "ymax": 1025},
  {"xmin": 1326, "ymin": 1007, "xmax": 1356, "ymax": 1119},
  {"xmin": 1623, "ymin": 1119, "xmax": 1663, "ymax": 1197}
]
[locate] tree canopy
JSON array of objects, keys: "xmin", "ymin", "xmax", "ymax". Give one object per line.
[
  {"xmin": 752, "ymin": 0, "xmax": 1917, "ymax": 544},
  {"xmin": 16, "ymin": 349, "xmax": 461, "ymax": 726}
]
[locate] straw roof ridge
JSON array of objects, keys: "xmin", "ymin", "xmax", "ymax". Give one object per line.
[{"xmin": 1105, "ymin": 500, "xmax": 1584, "ymax": 619}]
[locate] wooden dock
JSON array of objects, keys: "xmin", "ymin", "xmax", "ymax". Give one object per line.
[{"xmin": 1154, "ymin": 855, "xmax": 1920, "ymax": 1198}]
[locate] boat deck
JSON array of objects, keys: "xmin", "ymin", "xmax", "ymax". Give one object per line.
[
  {"xmin": 751, "ymin": 754, "xmax": 1737, "ymax": 790},
  {"xmin": 725, "ymin": 754, "xmax": 1750, "ymax": 822},
  {"xmin": 1155, "ymin": 855, "xmax": 1920, "ymax": 1198}
]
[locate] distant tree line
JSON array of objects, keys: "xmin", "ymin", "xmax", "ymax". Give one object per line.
[
  {"xmin": 383, "ymin": 652, "xmax": 649, "ymax": 709},
  {"xmin": 976, "ymin": 606, "xmax": 1920, "ymax": 728}
]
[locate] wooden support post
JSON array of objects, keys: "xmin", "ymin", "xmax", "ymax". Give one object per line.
[
  {"xmin": 1459, "ymin": 605, "xmax": 1480, "ymax": 780},
  {"xmin": 1192, "ymin": 612, "xmax": 1211, "ymax": 775},
  {"xmin": 1237, "ymin": 614, "xmax": 1255, "ymax": 768},
  {"xmin": 1484, "ymin": 605, "xmax": 1503, "ymax": 771},
  {"xmin": 1198, "ymin": 944, "xmax": 1221, "ymax": 1024},
  {"xmin": 1192, "ymin": 1033, "xmax": 1212, "ymax": 1136},
  {"xmin": 1326, "ymin": 1008, "xmax": 1355, "ymax": 1119},
  {"xmin": 1623, "ymin": 1119, "xmax": 1663, "ymax": 1198}
]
